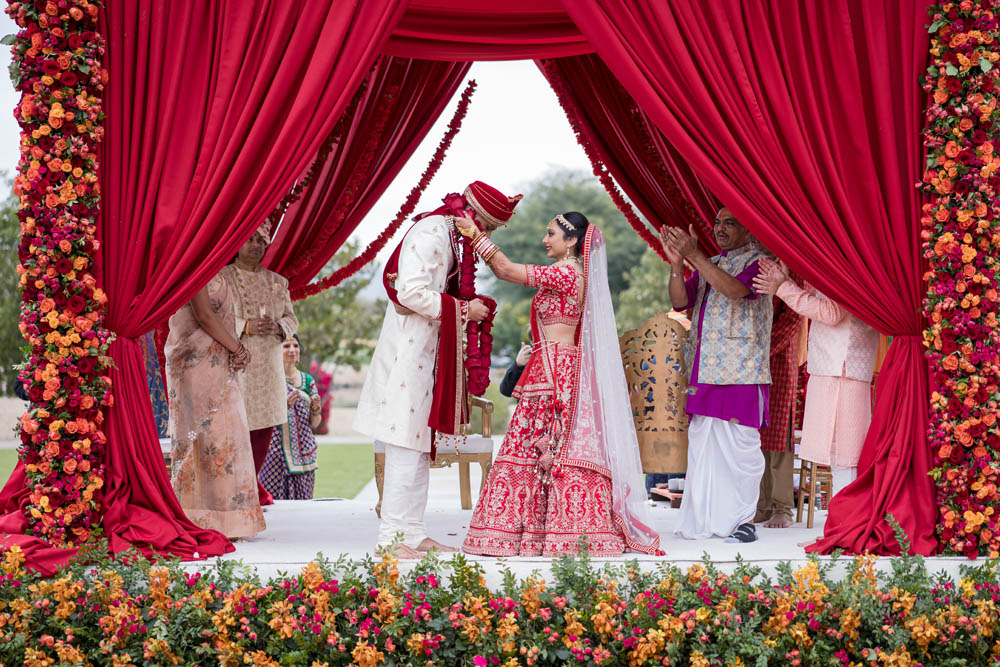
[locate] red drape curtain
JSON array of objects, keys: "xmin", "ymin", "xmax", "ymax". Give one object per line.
[
  {"xmin": 565, "ymin": 0, "xmax": 935, "ymax": 554},
  {"xmin": 538, "ymin": 54, "xmax": 718, "ymax": 253},
  {"xmin": 0, "ymin": 0, "xmax": 406, "ymax": 575},
  {"xmin": 385, "ymin": 0, "xmax": 591, "ymax": 61},
  {"xmin": 265, "ymin": 56, "xmax": 471, "ymax": 289}
]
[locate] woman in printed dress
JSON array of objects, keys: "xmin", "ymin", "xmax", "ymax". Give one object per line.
[
  {"xmin": 259, "ymin": 335, "xmax": 321, "ymax": 500},
  {"xmin": 456, "ymin": 212, "xmax": 661, "ymax": 557},
  {"xmin": 166, "ymin": 272, "xmax": 265, "ymax": 539}
]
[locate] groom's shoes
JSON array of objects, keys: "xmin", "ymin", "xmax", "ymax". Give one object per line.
[{"xmin": 416, "ymin": 537, "xmax": 458, "ymax": 553}]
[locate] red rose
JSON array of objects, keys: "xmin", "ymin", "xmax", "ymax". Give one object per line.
[
  {"xmin": 67, "ymin": 294, "xmax": 85, "ymax": 313},
  {"xmin": 949, "ymin": 445, "xmax": 967, "ymax": 464},
  {"xmin": 946, "ymin": 78, "xmax": 963, "ymax": 93},
  {"xmin": 67, "ymin": 34, "xmax": 81, "ymax": 49},
  {"xmin": 28, "ymin": 385, "xmax": 43, "ymax": 402},
  {"xmin": 54, "ymin": 258, "xmax": 73, "ymax": 274},
  {"xmin": 956, "ymin": 149, "xmax": 975, "ymax": 165},
  {"xmin": 954, "ymin": 180, "xmax": 971, "ymax": 196},
  {"xmin": 77, "ymin": 356, "xmax": 96, "ymax": 374},
  {"xmin": 442, "ymin": 192, "xmax": 467, "ymax": 215},
  {"xmin": 59, "ymin": 71, "xmax": 77, "ymax": 87},
  {"xmin": 42, "ymin": 60, "xmax": 60, "ymax": 76}
]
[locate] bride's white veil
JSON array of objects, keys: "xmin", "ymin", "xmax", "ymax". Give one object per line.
[{"xmin": 559, "ymin": 226, "xmax": 661, "ymax": 554}]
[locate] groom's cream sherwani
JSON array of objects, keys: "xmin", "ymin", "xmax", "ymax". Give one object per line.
[{"xmin": 354, "ymin": 215, "xmax": 456, "ymax": 453}]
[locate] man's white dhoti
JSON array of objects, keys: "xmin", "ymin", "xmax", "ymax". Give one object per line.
[
  {"xmin": 675, "ymin": 415, "xmax": 765, "ymax": 539},
  {"xmin": 377, "ymin": 442, "xmax": 431, "ymax": 548}
]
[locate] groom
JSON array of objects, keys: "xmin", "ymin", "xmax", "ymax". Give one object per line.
[{"xmin": 354, "ymin": 181, "xmax": 523, "ymax": 558}]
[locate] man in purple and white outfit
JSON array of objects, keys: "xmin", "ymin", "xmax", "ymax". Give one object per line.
[{"xmin": 661, "ymin": 208, "xmax": 773, "ymax": 543}]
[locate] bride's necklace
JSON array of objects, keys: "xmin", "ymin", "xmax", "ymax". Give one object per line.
[
  {"xmin": 557, "ymin": 255, "xmax": 582, "ymax": 267},
  {"xmin": 285, "ymin": 367, "xmax": 301, "ymax": 387}
]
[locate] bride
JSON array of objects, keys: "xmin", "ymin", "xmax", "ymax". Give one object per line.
[{"xmin": 455, "ymin": 211, "xmax": 661, "ymax": 556}]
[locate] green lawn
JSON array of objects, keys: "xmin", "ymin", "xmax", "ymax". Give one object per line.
[
  {"xmin": 0, "ymin": 443, "xmax": 375, "ymax": 500},
  {"xmin": 0, "ymin": 448, "xmax": 16, "ymax": 486},
  {"xmin": 313, "ymin": 443, "xmax": 374, "ymax": 499}
]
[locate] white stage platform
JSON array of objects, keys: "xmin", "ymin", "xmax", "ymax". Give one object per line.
[{"xmin": 195, "ymin": 458, "xmax": 972, "ymax": 584}]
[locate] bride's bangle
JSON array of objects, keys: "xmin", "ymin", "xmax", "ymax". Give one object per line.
[{"xmin": 472, "ymin": 234, "xmax": 499, "ymax": 261}]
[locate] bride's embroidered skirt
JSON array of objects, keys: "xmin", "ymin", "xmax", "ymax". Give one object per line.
[{"xmin": 462, "ymin": 344, "xmax": 626, "ymax": 557}]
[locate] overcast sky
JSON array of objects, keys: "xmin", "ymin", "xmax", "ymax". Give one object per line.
[{"xmin": 0, "ymin": 12, "xmax": 594, "ymax": 271}]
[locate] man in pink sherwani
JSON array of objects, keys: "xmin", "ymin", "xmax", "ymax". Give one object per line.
[{"xmin": 754, "ymin": 259, "xmax": 878, "ymax": 495}]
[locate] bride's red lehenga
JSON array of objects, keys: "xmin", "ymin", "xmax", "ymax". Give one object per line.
[{"xmin": 463, "ymin": 262, "xmax": 628, "ymax": 556}]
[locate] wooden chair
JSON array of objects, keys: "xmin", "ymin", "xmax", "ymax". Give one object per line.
[
  {"xmin": 374, "ymin": 395, "xmax": 494, "ymax": 517},
  {"xmin": 795, "ymin": 454, "xmax": 832, "ymax": 529}
]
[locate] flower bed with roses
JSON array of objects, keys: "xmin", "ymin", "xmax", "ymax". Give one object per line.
[
  {"xmin": 6, "ymin": 0, "xmax": 113, "ymax": 548},
  {"xmin": 3, "ymin": 525, "xmax": 1000, "ymax": 667},
  {"xmin": 922, "ymin": 0, "xmax": 1000, "ymax": 557}
]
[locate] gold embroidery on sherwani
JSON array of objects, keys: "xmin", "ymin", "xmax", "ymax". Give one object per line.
[{"xmin": 219, "ymin": 264, "xmax": 298, "ymax": 431}]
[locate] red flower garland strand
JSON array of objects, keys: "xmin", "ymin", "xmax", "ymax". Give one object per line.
[
  {"xmin": 7, "ymin": 0, "xmax": 112, "ymax": 547},
  {"xmin": 456, "ymin": 229, "xmax": 495, "ymax": 396},
  {"xmin": 540, "ymin": 60, "xmax": 667, "ymax": 262},
  {"xmin": 625, "ymin": 103, "xmax": 715, "ymax": 244},
  {"xmin": 293, "ymin": 79, "xmax": 478, "ymax": 300},
  {"xmin": 921, "ymin": 1, "xmax": 1000, "ymax": 558}
]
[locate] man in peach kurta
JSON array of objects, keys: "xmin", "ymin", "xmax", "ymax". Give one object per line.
[
  {"xmin": 756, "ymin": 299, "xmax": 801, "ymax": 528},
  {"xmin": 754, "ymin": 259, "xmax": 878, "ymax": 495}
]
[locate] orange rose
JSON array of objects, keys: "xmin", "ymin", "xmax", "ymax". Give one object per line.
[
  {"xmin": 959, "ymin": 118, "xmax": 974, "ymax": 132},
  {"xmin": 79, "ymin": 395, "xmax": 93, "ymax": 409},
  {"xmin": 935, "ymin": 89, "xmax": 950, "ymax": 105},
  {"xmin": 943, "ymin": 354, "xmax": 960, "ymax": 371},
  {"xmin": 78, "ymin": 460, "xmax": 90, "ymax": 472},
  {"xmin": 44, "ymin": 441, "xmax": 59, "ymax": 456},
  {"xmin": 936, "ymin": 207, "xmax": 951, "ymax": 222},
  {"xmin": 945, "ymin": 141, "xmax": 961, "ymax": 158},
  {"xmin": 39, "ymin": 298, "xmax": 55, "ymax": 313},
  {"xmin": 63, "ymin": 459, "xmax": 77, "ymax": 474},
  {"xmin": 951, "ymin": 32, "xmax": 970, "ymax": 47}
]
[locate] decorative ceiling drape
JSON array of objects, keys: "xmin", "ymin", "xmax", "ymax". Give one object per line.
[
  {"xmin": 265, "ymin": 56, "xmax": 471, "ymax": 290},
  {"xmin": 538, "ymin": 54, "xmax": 719, "ymax": 254}
]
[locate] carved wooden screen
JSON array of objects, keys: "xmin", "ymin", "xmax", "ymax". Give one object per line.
[{"xmin": 620, "ymin": 312, "xmax": 690, "ymax": 473}]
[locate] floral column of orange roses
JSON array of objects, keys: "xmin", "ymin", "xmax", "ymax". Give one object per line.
[
  {"xmin": 6, "ymin": 0, "xmax": 112, "ymax": 547},
  {"xmin": 922, "ymin": 0, "xmax": 1000, "ymax": 557}
]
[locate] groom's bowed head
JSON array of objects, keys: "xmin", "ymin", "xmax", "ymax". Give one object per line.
[{"xmin": 432, "ymin": 181, "xmax": 524, "ymax": 231}]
